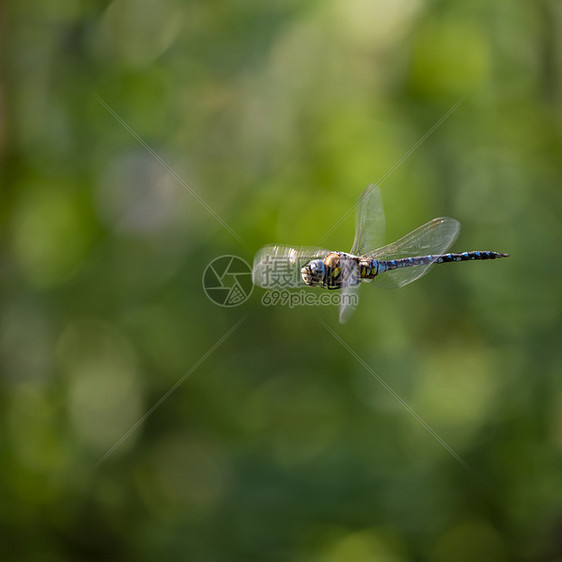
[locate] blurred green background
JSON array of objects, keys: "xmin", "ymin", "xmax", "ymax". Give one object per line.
[{"xmin": 2, "ymin": 0, "xmax": 562, "ymax": 560}]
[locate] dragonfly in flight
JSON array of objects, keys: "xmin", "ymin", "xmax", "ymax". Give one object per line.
[{"xmin": 252, "ymin": 185, "xmax": 509, "ymax": 323}]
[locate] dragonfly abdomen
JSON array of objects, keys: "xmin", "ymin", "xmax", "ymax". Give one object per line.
[
  {"xmin": 432, "ymin": 251, "xmax": 509, "ymax": 264},
  {"xmin": 375, "ymin": 251, "xmax": 509, "ymax": 275}
]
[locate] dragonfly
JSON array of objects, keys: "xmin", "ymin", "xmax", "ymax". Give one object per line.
[{"xmin": 252, "ymin": 184, "xmax": 509, "ymax": 323}]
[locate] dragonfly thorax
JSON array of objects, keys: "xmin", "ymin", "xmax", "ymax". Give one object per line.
[{"xmin": 302, "ymin": 252, "xmax": 351, "ymax": 289}]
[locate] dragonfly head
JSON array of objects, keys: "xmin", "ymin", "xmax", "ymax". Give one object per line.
[{"xmin": 301, "ymin": 259, "xmax": 325, "ymax": 287}]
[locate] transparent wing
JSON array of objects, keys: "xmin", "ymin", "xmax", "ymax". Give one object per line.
[
  {"xmin": 339, "ymin": 284, "xmax": 360, "ymax": 323},
  {"xmin": 350, "ymin": 184, "xmax": 386, "ymax": 256},
  {"xmin": 339, "ymin": 256, "xmax": 361, "ymax": 323},
  {"xmin": 367, "ymin": 217, "xmax": 460, "ymax": 288},
  {"xmin": 252, "ymin": 245, "xmax": 331, "ymax": 289}
]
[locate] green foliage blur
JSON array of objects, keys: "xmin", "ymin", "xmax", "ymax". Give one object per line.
[{"xmin": 2, "ymin": 0, "xmax": 562, "ymax": 560}]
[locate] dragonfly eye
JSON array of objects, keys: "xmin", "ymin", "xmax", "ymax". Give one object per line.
[{"xmin": 301, "ymin": 259, "xmax": 325, "ymax": 286}]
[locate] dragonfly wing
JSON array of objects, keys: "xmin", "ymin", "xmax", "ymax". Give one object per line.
[
  {"xmin": 350, "ymin": 184, "xmax": 386, "ymax": 257},
  {"xmin": 252, "ymin": 245, "xmax": 331, "ymax": 289},
  {"xmin": 339, "ymin": 284, "xmax": 360, "ymax": 323},
  {"xmin": 339, "ymin": 256, "xmax": 360, "ymax": 323},
  {"xmin": 368, "ymin": 217, "xmax": 460, "ymax": 288}
]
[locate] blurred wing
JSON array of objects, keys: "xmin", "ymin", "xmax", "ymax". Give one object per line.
[
  {"xmin": 350, "ymin": 184, "xmax": 386, "ymax": 256},
  {"xmin": 339, "ymin": 284, "xmax": 360, "ymax": 323},
  {"xmin": 368, "ymin": 217, "xmax": 460, "ymax": 288},
  {"xmin": 339, "ymin": 255, "xmax": 360, "ymax": 323},
  {"xmin": 252, "ymin": 245, "xmax": 331, "ymax": 289}
]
